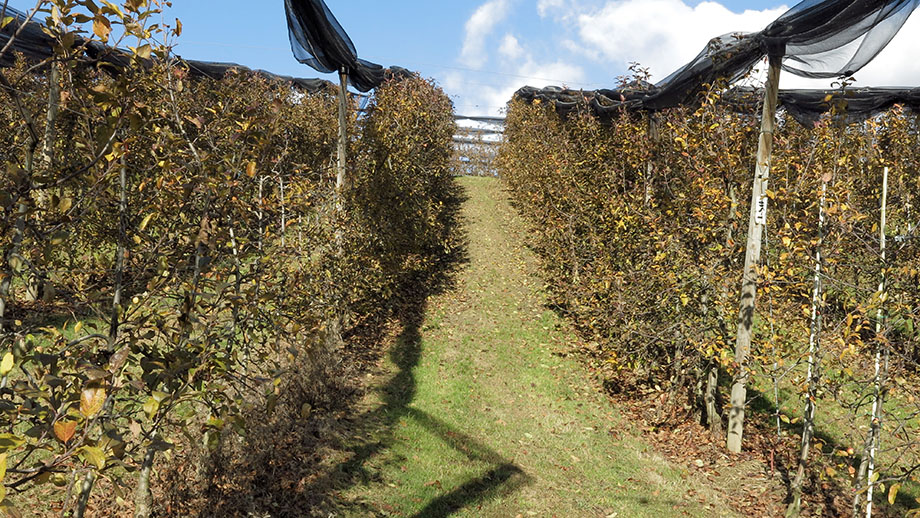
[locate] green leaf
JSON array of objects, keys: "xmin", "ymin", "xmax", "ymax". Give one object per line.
[
  {"xmin": 0, "ymin": 17, "xmax": 13, "ymax": 30},
  {"xmin": 49, "ymin": 231, "xmax": 68, "ymax": 246},
  {"xmin": 0, "ymin": 435, "xmax": 24, "ymax": 454},
  {"xmin": 78, "ymin": 446, "xmax": 106, "ymax": 470}
]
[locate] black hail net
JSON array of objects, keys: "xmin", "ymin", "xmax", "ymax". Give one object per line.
[
  {"xmin": 515, "ymin": 0, "xmax": 920, "ymax": 124},
  {"xmin": 3, "ymin": 0, "xmax": 918, "ymax": 118},
  {"xmin": 284, "ymin": 0, "xmax": 409, "ymax": 92},
  {"xmin": 1, "ymin": 5, "xmax": 335, "ymax": 94}
]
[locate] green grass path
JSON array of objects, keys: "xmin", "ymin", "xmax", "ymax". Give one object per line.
[{"xmin": 335, "ymin": 177, "xmax": 734, "ymax": 518}]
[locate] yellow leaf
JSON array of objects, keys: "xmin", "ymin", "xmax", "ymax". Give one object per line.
[
  {"xmin": 80, "ymin": 384, "xmax": 106, "ymax": 418},
  {"xmin": 100, "ymin": 0, "xmax": 125, "ymax": 17},
  {"xmin": 889, "ymin": 483, "xmax": 901, "ymax": 505},
  {"xmin": 74, "ymin": 321, "xmax": 83, "ymax": 334},
  {"xmin": 0, "ymin": 353, "xmax": 13, "ymax": 377},
  {"xmin": 246, "ymin": 162, "xmax": 257, "ymax": 178},
  {"xmin": 143, "ymin": 397, "xmax": 159, "ymax": 419},
  {"xmin": 93, "ymin": 16, "xmax": 111, "ymax": 41},
  {"xmin": 78, "ymin": 446, "xmax": 106, "ymax": 470},
  {"xmin": 782, "ymin": 236, "xmax": 792, "ymax": 248},
  {"xmin": 0, "ymin": 453, "xmax": 7, "ymax": 484},
  {"xmin": 135, "ymin": 44, "xmax": 151, "ymax": 60},
  {"xmin": 138, "ymin": 213, "xmax": 154, "ymax": 232}
]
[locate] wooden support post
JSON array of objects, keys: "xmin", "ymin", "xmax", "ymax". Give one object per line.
[
  {"xmin": 726, "ymin": 56, "xmax": 781, "ymax": 454},
  {"xmin": 336, "ymin": 68, "xmax": 348, "ymax": 212},
  {"xmin": 645, "ymin": 114, "xmax": 659, "ymax": 207},
  {"xmin": 325, "ymin": 67, "xmax": 349, "ymax": 352}
]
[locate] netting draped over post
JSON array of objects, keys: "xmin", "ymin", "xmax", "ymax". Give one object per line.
[
  {"xmin": 516, "ymin": 85, "xmax": 920, "ymax": 126},
  {"xmin": 766, "ymin": 0, "xmax": 919, "ymax": 78},
  {"xmin": 653, "ymin": 0, "xmax": 920, "ymax": 108},
  {"xmin": 284, "ymin": 0, "xmax": 387, "ymax": 92},
  {"xmin": 516, "ymin": 0, "xmax": 920, "ymax": 119}
]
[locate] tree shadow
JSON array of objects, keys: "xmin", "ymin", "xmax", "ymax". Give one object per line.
[
  {"xmin": 335, "ymin": 301, "xmax": 531, "ymax": 516},
  {"xmin": 744, "ymin": 385, "xmax": 920, "ymax": 515},
  {"xmin": 158, "ymin": 179, "xmax": 531, "ymax": 517}
]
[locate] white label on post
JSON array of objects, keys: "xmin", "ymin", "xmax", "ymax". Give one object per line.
[{"xmin": 755, "ymin": 195, "xmax": 768, "ymax": 226}]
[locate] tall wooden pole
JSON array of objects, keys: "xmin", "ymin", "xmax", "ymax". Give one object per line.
[
  {"xmin": 645, "ymin": 114, "xmax": 659, "ymax": 208},
  {"xmin": 726, "ymin": 55, "xmax": 781, "ymax": 454},
  {"xmin": 336, "ymin": 67, "xmax": 348, "ymax": 211},
  {"xmin": 326, "ymin": 67, "xmax": 349, "ymax": 352}
]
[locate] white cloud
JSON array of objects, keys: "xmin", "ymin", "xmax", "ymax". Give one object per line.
[
  {"xmin": 461, "ymin": 0, "xmax": 513, "ymax": 68},
  {"xmin": 457, "ymin": 58, "xmax": 586, "ymax": 117},
  {"xmin": 569, "ymin": 0, "xmax": 920, "ymax": 88},
  {"xmin": 538, "ymin": 0, "xmax": 566, "ymax": 17},
  {"xmin": 498, "ymin": 34, "xmax": 525, "ymax": 60},
  {"xmin": 576, "ymin": 0, "xmax": 786, "ymax": 82},
  {"xmin": 448, "ymin": 0, "xmax": 920, "ymax": 117}
]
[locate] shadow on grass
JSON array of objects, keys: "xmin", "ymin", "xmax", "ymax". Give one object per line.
[
  {"xmin": 159, "ymin": 179, "xmax": 530, "ymax": 517},
  {"xmin": 744, "ymin": 385, "xmax": 920, "ymax": 515}
]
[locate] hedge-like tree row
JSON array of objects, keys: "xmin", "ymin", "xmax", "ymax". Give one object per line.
[
  {"xmin": 499, "ymin": 84, "xmax": 920, "ymax": 514},
  {"xmin": 0, "ymin": 2, "xmax": 458, "ymax": 516}
]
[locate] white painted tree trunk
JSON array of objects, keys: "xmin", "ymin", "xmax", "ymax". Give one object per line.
[
  {"xmin": 863, "ymin": 166, "xmax": 890, "ymax": 518},
  {"xmin": 787, "ymin": 177, "xmax": 828, "ymax": 517}
]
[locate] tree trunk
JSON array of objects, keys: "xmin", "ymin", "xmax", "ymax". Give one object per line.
[
  {"xmin": 74, "ymin": 470, "xmax": 96, "ymax": 518},
  {"xmin": 26, "ymin": 60, "xmax": 63, "ymax": 302},
  {"xmin": 279, "ymin": 175, "xmax": 286, "ymax": 249},
  {"xmin": 705, "ymin": 361, "xmax": 722, "ymax": 437},
  {"xmin": 787, "ymin": 176, "xmax": 828, "ymax": 517},
  {"xmin": 854, "ymin": 166, "xmax": 890, "ymax": 518},
  {"xmin": 133, "ymin": 444, "xmax": 156, "ymax": 518},
  {"xmin": 109, "ymin": 159, "xmax": 128, "ymax": 348}
]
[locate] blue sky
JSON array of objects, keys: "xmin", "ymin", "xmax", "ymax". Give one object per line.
[{"xmin": 8, "ymin": 1, "xmax": 920, "ymax": 116}]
